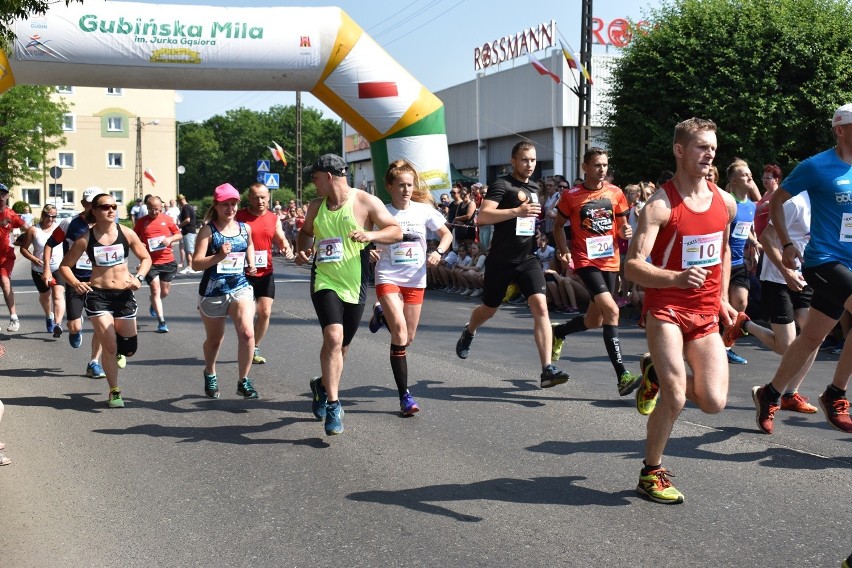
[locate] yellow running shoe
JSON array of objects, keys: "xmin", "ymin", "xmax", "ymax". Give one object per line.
[
  {"xmin": 637, "ymin": 467, "xmax": 684, "ymax": 504},
  {"xmin": 551, "ymin": 323, "xmax": 564, "ymax": 361},
  {"xmin": 636, "ymin": 353, "xmax": 660, "ymax": 415}
]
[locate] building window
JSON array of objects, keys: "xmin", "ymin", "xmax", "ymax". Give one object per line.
[
  {"xmin": 106, "ymin": 87, "xmax": 123, "ymax": 95},
  {"xmin": 109, "ymin": 190, "xmax": 125, "ymax": 205},
  {"xmin": 56, "ymin": 86, "xmax": 74, "ymax": 94},
  {"xmin": 58, "ymin": 152, "xmax": 75, "ymax": 169},
  {"xmin": 62, "ymin": 189, "xmax": 75, "ymax": 205},
  {"xmin": 22, "ymin": 188, "xmax": 41, "ymax": 206},
  {"xmin": 62, "ymin": 114, "xmax": 76, "ymax": 131},
  {"xmin": 107, "ymin": 152, "xmax": 123, "ymax": 168},
  {"xmin": 107, "ymin": 116, "xmax": 123, "ymax": 132},
  {"xmin": 25, "ymin": 157, "xmax": 39, "ymax": 170}
]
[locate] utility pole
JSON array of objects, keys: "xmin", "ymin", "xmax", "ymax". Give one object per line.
[
  {"xmin": 296, "ymin": 91, "xmax": 303, "ymax": 207},
  {"xmin": 575, "ymin": 0, "xmax": 594, "ymax": 179}
]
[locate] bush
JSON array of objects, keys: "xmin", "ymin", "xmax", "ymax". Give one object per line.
[{"xmin": 11, "ymin": 201, "xmax": 28, "ymax": 214}]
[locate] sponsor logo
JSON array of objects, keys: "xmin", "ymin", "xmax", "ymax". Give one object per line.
[{"xmin": 835, "ymin": 192, "xmax": 852, "ymax": 203}]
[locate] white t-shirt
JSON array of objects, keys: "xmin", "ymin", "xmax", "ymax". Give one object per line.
[
  {"xmin": 760, "ymin": 192, "xmax": 810, "ymax": 285},
  {"xmin": 31, "ymin": 223, "xmax": 64, "ymax": 273},
  {"xmin": 375, "ymin": 201, "xmax": 447, "ymax": 288}
]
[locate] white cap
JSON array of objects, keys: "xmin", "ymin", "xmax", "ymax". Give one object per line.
[
  {"xmin": 82, "ymin": 186, "xmax": 104, "ymax": 203},
  {"xmin": 832, "ymin": 103, "xmax": 852, "ymax": 127}
]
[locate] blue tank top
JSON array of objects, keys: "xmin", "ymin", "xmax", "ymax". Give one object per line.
[
  {"xmin": 728, "ymin": 197, "xmax": 755, "ymax": 266},
  {"xmin": 198, "ymin": 221, "xmax": 251, "ymax": 297}
]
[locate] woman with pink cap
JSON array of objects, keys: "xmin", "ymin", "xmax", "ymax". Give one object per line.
[{"xmin": 193, "ymin": 183, "xmax": 259, "ymax": 400}]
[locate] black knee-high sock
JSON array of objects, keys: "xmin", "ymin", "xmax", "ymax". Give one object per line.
[
  {"xmin": 554, "ymin": 315, "xmax": 587, "ymax": 338},
  {"xmin": 390, "ymin": 344, "xmax": 408, "ymax": 397},
  {"xmin": 603, "ymin": 324, "xmax": 627, "ymax": 377}
]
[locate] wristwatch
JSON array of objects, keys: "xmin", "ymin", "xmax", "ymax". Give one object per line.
[
  {"xmin": 136, "ymin": 274, "xmax": 145, "ymax": 283},
  {"xmin": 436, "ymin": 247, "xmax": 445, "ymax": 255}
]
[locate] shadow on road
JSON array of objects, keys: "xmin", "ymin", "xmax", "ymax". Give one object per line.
[{"xmin": 347, "ymin": 475, "xmax": 634, "ymax": 522}]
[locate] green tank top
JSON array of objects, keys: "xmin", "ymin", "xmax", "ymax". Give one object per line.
[{"xmin": 311, "ymin": 190, "xmax": 368, "ymax": 303}]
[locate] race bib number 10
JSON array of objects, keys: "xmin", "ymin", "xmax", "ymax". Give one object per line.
[{"xmin": 682, "ymin": 232, "xmax": 723, "ymax": 269}]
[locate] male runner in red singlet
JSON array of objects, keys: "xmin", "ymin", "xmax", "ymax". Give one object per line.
[{"xmin": 625, "ymin": 117, "xmax": 737, "ymax": 504}]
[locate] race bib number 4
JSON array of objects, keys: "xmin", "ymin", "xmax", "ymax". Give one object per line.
[
  {"xmin": 389, "ymin": 241, "xmax": 422, "ymax": 265},
  {"xmin": 217, "ymin": 251, "xmax": 246, "ymax": 274},
  {"xmin": 255, "ymin": 250, "xmax": 268, "ymax": 268},
  {"xmin": 316, "ymin": 237, "xmax": 343, "ymax": 263},
  {"xmin": 516, "ymin": 217, "xmax": 536, "ymax": 236},
  {"xmin": 682, "ymin": 232, "xmax": 723, "ymax": 269},
  {"xmin": 585, "ymin": 235, "xmax": 614, "ymax": 259},
  {"xmin": 93, "ymin": 244, "xmax": 125, "ymax": 267}
]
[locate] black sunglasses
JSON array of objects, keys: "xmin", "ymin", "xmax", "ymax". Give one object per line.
[{"xmin": 97, "ymin": 204, "xmax": 118, "ymax": 211}]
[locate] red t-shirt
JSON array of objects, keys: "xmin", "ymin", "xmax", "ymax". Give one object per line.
[
  {"xmin": 133, "ymin": 213, "xmax": 179, "ymax": 265},
  {"xmin": 0, "ymin": 209, "xmax": 26, "ymax": 258},
  {"xmin": 235, "ymin": 208, "xmax": 279, "ymax": 277},
  {"xmin": 556, "ymin": 182, "xmax": 628, "ymax": 272},
  {"xmin": 753, "ymin": 190, "xmax": 773, "ymax": 238},
  {"xmin": 643, "ymin": 181, "xmax": 730, "ymax": 315}
]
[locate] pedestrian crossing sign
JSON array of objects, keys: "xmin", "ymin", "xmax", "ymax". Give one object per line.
[
  {"xmin": 264, "ymin": 173, "xmax": 280, "ymax": 188},
  {"xmin": 256, "ymin": 160, "xmax": 271, "ymax": 172}
]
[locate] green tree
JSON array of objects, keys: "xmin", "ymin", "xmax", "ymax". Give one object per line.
[
  {"xmin": 1, "ymin": 1, "xmax": 83, "ymax": 43},
  {"xmin": 604, "ymin": 0, "xmax": 852, "ymax": 184},
  {"xmin": 0, "ymin": 85, "xmax": 68, "ymax": 187}
]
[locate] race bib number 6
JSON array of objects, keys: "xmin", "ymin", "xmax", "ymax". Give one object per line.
[
  {"xmin": 316, "ymin": 237, "xmax": 343, "ymax": 263},
  {"xmin": 75, "ymin": 251, "xmax": 92, "ymax": 271},
  {"xmin": 682, "ymin": 232, "xmax": 723, "ymax": 269},
  {"xmin": 255, "ymin": 250, "xmax": 268, "ymax": 268}
]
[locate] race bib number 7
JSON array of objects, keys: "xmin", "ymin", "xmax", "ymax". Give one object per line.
[
  {"xmin": 682, "ymin": 232, "xmax": 723, "ymax": 269},
  {"xmin": 217, "ymin": 251, "xmax": 246, "ymax": 274}
]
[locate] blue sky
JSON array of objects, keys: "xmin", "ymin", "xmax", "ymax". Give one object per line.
[{"xmin": 121, "ymin": 0, "xmax": 660, "ymax": 122}]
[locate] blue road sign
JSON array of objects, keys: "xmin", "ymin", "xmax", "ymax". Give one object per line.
[
  {"xmin": 256, "ymin": 160, "xmax": 271, "ymax": 172},
  {"xmin": 257, "ymin": 173, "xmax": 266, "ymax": 183},
  {"xmin": 264, "ymin": 173, "xmax": 280, "ymax": 188}
]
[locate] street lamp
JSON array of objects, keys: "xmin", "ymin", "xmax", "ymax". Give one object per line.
[{"xmin": 134, "ymin": 117, "xmax": 160, "ymax": 200}]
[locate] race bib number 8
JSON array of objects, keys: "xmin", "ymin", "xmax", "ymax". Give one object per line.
[
  {"xmin": 217, "ymin": 251, "xmax": 246, "ymax": 274},
  {"xmin": 585, "ymin": 235, "xmax": 614, "ymax": 259},
  {"xmin": 93, "ymin": 244, "xmax": 125, "ymax": 267},
  {"xmin": 682, "ymin": 232, "xmax": 723, "ymax": 269},
  {"xmin": 316, "ymin": 237, "xmax": 344, "ymax": 263},
  {"xmin": 389, "ymin": 242, "xmax": 422, "ymax": 265}
]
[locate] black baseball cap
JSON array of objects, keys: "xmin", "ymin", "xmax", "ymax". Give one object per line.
[{"xmin": 303, "ymin": 154, "xmax": 348, "ymax": 177}]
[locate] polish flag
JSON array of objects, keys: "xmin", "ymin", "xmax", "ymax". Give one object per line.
[
  {"xmin": 268, "ymin": 141, "xmax": 288, "ymax": 166},
  {"xmin": 526, "ymin": 52, "xmax": 561, "ymax": 84},
  {"xmin": 144, "ymin": 168, "xmax": 157, "ymax": 186}
]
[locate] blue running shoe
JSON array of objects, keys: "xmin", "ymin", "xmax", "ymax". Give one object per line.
[
  {"xmin": 69, "ymin": 331, "xmax": 83, "ymax": 349},
  {"xmin": 52, "ymin": 324, "xmax": 62, "ymax": 339},
  {"xmin": 149, "ymin": 304, "xmax": 157, "ymax": 318},
  {"xmin": 45, "ymin": 316, "xmax": 55, "ymax": 333},
  {"xmin": 309, "ymin": 377, "xmax": 327, "ymax": 420},
  {"xmin": 324, "ymin": 401, "xmax": 344, "ymax": 435},
  {"xmin": 86, "ymin": 361, "xmax": 106, "ymax": 379},
  {"xmin": 368, "ymin": 302, "xmax": 385, "ymax": 333},
  {"xmin": 203, "ymin": 371, "xmax": 219, "ymax": 399},
  {"xmin": 726, "ymin": 349, "xmax": 747, "ymax": 365},
  {"xmin": 157, "ymin": 321, "xmax": 169, "ymax": 333},
  {"xmin": 400, "ymin": 391, "xmax": 420, "ymax": 416},
  {"xmin": 237, "ymin": 377, "xmax": 259, "ymax": 399}
]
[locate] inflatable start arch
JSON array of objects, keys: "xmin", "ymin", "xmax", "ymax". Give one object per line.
[{"xmin": 0, "ymin": 2, "xmax": 452, "ymax": 194}]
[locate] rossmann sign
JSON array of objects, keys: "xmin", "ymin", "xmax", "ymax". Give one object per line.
[{"xmin": 473, "ymin": 17, "xmax": 650, "ymax": 70}]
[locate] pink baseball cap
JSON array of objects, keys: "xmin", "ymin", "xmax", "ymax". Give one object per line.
[{"xmin": 214, "ymin": 183, "xmax": 240, "ymax": 202}]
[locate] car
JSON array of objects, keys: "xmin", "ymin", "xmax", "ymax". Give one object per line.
[{"xmin": 54, "ymin": 209, "xmax": 77, "ymax": 222}]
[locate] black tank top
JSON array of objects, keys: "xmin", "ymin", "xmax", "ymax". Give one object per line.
[{"xmin": 86, "ymin": 226, "xmax": 130, "ymax": 268}]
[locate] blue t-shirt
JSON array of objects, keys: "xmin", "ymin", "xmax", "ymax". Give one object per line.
[
  {"xmin": 782, "ymin": 149, "xmax": 852, "ymax": 268},
  {"xmin": 729, "ymin": 198, "xmax": 756, "ymax": 267},
  {"xmin": 198, "ymin": 222, "xmax": 251, "ymax": 297}
]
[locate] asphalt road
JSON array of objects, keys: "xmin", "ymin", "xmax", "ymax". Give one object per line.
[{"xmin": 0, "ymin": 253, "xmax": 850, "ymax": 567}]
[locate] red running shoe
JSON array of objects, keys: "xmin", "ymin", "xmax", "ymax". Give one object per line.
[{"xmin": 723, "ymin": 312, "xmax": 750, "ymax": 348}]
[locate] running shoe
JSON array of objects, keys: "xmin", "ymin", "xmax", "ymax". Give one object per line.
[
  {"xmin": 309, "ymin": 377, "xmax": 327, "ymax": 420},
  {"xmin": 461, "ymin": 288, "xmax": 473, "ymax": 296},
  {"xmin": 470, "ymin": 289, "xmax": 483, "ymax": 297},
  {"xmin": 107, "ymin": 389, "xmax": 124, "ymax": 409},
  {"xmin": 149, "ymin": 304, "xmax": 157, "ymax": 318},
  {"xmin": 6, "ymin": 318, "xmax": 19, "ymax": 333},
  {"xmin": 324, "ymin": 401, "xmax": 344, "ymax": 435},
  {"xmin": 237, "ymin": 377, "xmax": 259, "ymax": 399},
  {"xmin": 726, "ymin": 349, "xmax": 747, "ymax": 365},
  {"xmin": 617, "ymin": 371, "xmax": 641, "ymax": 397},
  {"xmin": 722, "ymin": 312, "xmax": 750, "ymax": 347},
  {"xmin": 780, "ymin": 392, "xmax": 817, "ymax": 414},
  {"xmin": 203, "ymin": 371, "xmax": 219, "ymax": 399},
  {"xmin": 400, "ymin": 391, "xmax": 420, "ymax": 416},
  {"xmin": 551, "ymin": 322, "xmax": 564, "ymax": 361},
  {"xmin": 368, "ymin": 303, "xmax": 385, "ymax": 333},
  {"xmin": 252, "ymin": 346, "xmax": 266, "ymax": 364},
  {"xmin": 455, "ymin": 324, "xmax": 475, "ymax": 359},
  {"xmin": 636, "ymin": 467, "xmax": 684, "ymax": 504},
  {"xmin": 86, "ymin": 361, "xmax": 106, "ymax": 379},
  {"xmin": 843, "ymin": 553, "xmax": 851, "ymax": 568},
  {"xmin": 157, "ymin": 321, "xmax": 169, "ymax": 333},
  {"xmin": 52, "ymin": 324, "xmax": 62, "ymax": 339},
  {"xmin": 831, "ymin": 340, "xmax": 845, "ymax": 355},
  {"xmin": 45, "ymin": 315, "xmax": 55, "ymax": 333},
  {"xmin": 819, "ymin": 391, "xmax": 852, "ymax": 433},
  {"xmin": 508, "ymin": 295, "xmax": 527, "ymax": 305},
  {"xmin": 540, "ymin": 364, "xmax": 570, "ymax": 388},
  {"xmin": 69, "ymin": 331, "xmax": 83, "ymax": 349},
  {"xmin": 751, "ymin": 385, "xmax": 780, "ymax": 434},
  {"xmin": 636, "ymin": 353, "xmax": 660, "ymax": 416},
  {"xmin": 116, "ymin": 354, "xmax": 127, "ymax": 369}
]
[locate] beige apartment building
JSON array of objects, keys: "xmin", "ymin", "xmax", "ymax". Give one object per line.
[{"xmin": 12, "ymin": 86, "xmax": 177, "ymax": 219}]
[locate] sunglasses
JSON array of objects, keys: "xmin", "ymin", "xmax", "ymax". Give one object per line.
[
  {"xmin": 97, "ymin": 204, "xmax": 118, "ymax": 211},
  {"xmin": 44, "ymin": 214, "xmax": 57, "ymax": 218}
]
